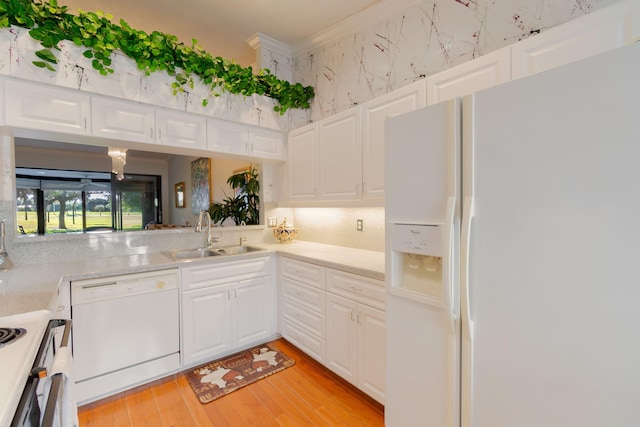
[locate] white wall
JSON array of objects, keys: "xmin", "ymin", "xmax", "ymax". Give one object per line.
[{"xmin": 291, "ymin": 207, "xmax": 385, "ymax": 252}]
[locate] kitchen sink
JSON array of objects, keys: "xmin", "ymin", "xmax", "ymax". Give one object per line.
[
  {"xmin": 209, "ymin": 245, "xmax": 265, "ymax": 256},
  {"xmin": 167, "ymin": 247, "xmax": 223, "ymax": 260},
  {"xmin": 166, "ymin": 245, "xmax": 265, "ymax": 260}
]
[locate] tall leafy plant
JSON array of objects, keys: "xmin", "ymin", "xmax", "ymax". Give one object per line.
[
  {"xmin": 0, "ymin": 0, "xmax": 314, "ymax": 113},
  {"xmin": 209, "ymin": 167, "xmax": 260, "ymax": 226}
]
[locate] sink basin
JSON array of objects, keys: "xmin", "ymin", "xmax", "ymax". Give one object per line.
[
  {"xmin": 166, "ymin": 245, "xmax": 265, "ymax": 260},
  {"xmin": 167, "ymin": 247, "xmax": 224, "ymax": 260},
  {"xmin": 209, "ymin": 245, "xmax": 265, "ymax": 256}
]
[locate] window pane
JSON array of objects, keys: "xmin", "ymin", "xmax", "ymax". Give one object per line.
[
  {"xmin": 15, "ymin": 188, "xmax": 36, "ymax": 235},
  {"xmin": 114, "ymin": 176, "xmax": 161, "ymax": 231},
  {"xmin": 86, "ymin": 190, "xmax": 113, "ymax": 232},
  {"xmin": 44, "ymin": 189, "xmax": 83, "ymax": 234}
]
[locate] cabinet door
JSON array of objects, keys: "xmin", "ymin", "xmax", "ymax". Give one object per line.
[
  {"xmin": 234, "ymin": 276, "xmax": 273, "ymax": 347},
  {"xmin": 357, "ymin": 304, "xmax": 386, "ymax": 404},
  {"xmin": 91, "ymin": 97, "xmax": 155, "ymax": 144},
  {"xmin": 248, "ymin": 126, "xmax": 284, "ymax": 160},
  {"xmin": 426, "ymin": 47, "xmax": 510, "ymax": 105},
  {"xmin": 325, "ymin": 293, "xmax": 358, "ymax": 385},
  {"xmin": 181, "ymin": 284, "xmax": 233, "ymax": 365},
  {"xmin": 362, "ymin": 81, "xmax": 426, "ymax": 200},
  {"xmin": 287, "ymin": 123, "xmax": 318, "ymax": 201},
  {"xmin": 156, "ymin": 109, "xmax": 206, "ymax": 150},
  {"xmin": 5, "ymin": 80, "xmax": 90, "ymax": 135},
  {"xmin": 207, "ymin": 117, "xmax": 248, "ymax": 155},
  {"xmin": 511, "ymin": 0, "xmax": 640, "ymax": 80},
  {"xmin": 318, "ymin": 108, "xmax": 362, "ymax": 200}
]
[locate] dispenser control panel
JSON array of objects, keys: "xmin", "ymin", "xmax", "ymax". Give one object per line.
[{"xmin": 391, "ymin": 223, "xmax": 442, "ymax": 256}]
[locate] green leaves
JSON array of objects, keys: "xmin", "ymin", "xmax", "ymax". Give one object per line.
[
  {"xmin": 0, "ymin": 0, "xmax": 315, "ymax": 113},
  {"xmin": 209, "ymin": 167, "xmax": 261, "ymax": 226}
]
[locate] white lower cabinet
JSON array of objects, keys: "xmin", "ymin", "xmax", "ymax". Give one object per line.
[
  {"xmin": 325, "ymin": 270, "xmax": 386, "ymax": 404},
  {"xmin": 278, "ymin": 256, "xmax": 386, "ymax": 403},
  {"xmin": 279, "ymin": 257, "xmax": 326, "ymax": 362},
  {"xmin": 181, "ymin": 256, "xmax": 276, "ymax": 366}
]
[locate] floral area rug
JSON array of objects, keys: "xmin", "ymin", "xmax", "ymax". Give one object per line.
[{"xmin": 184, "ymin": 343, "xmax": 295, "ymax": 403}]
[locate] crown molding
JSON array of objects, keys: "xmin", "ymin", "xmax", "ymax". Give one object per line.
[
  {"xmin": 246, "ymin": 32, "xmax": 293, "ymax": 58},
  {"xmin": 292, "ymin": 0, "xmax": 423, "ymax": 57}
]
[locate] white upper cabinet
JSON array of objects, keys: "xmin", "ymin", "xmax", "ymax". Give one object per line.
[
  {"xmin": 155, "ymin": 108, "xmax": 206, "ymax": 150},
  {"xmin": 287, "ymin": 123, "xmax": 318, "ymax": 201},
  {"xmin": 317, "ymin": 108, "xmax": 362, "ymax": 200},
  {"xmin": 5, "ymin": 79, "xmax": 90, "ymax": 135},
  {"xmin": 362, "ymin": 80, "xmax": 426, "ymax": 200},
  {"xmin": 426, "ymin": 47, "xmax": 510, "ymax": 106},
  {"xmin": 207, "ymin": 117, "xmax": 248, "ymax": 155},
  {"xmin": 285, "ymin": 81, "xmax": 425, "ymax": 204},
  {"xmin": 207, "ymin": 118, "xmax": 284, "ymax": 160},
  {"xmin": 248, "ymin": 126, "xmax": 284, "ymax": 160},
  {"xmin": 511, "ymin": 0, "xmax": 640, "ymax": 80},
  {"xmin": 91, "ymin": 97, "xmax": 155, "ymax": 144}
]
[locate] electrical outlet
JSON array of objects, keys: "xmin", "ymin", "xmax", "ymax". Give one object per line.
[
  {"xmin": 268, "ymin": 217, "xmax": 277, "ymax": 227},
  {"xmin": 356, "ymin": 219, "xmax": 363, "ymax": 232}
]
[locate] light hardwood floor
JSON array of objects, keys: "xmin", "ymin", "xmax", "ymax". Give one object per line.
[{"xmin": 78, "ymin": 339, "xmax": 385, "ymax": 426}]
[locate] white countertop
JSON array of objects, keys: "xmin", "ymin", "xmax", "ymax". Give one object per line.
[{"xmin": 0, "ymin": 241, "xmax": 384, "ymax": 317}]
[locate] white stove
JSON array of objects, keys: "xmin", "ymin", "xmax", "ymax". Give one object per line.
[{"xmin": 0, "ymin": 310, "xmax": 50, "ymax": 427}]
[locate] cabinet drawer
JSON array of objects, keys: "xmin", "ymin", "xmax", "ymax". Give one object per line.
[
  {"xmin": 181, "ymin": 256, "xmax": 271, "ymax": 291},
  {"xmin": 283, "ymin": 320, "xmax": 325, "ymax": 363},
  {"xmin": 282, "ymin": 277, "xmax": 325, "ymax": 314},
  {"xmin": 280, "ymin": 257, "xmax": 325, "ymax": 289},
  {"xmin": 283, "ymin": 298, "xmax": 325, "ymax": 339},
  {"xmin": 326, "ymin": 269, "xmax": 385, "ymax": 310}
]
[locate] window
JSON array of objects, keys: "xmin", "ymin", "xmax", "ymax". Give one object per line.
[{"xmin": 16, "ymin": 168, "xmax": 162, "ymax": 235}]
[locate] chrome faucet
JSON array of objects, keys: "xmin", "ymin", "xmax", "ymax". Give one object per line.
[
  {"xmin": 0, "ymin": 219, "xmax": 13, "ymax": 271},
  {"xmin": 239, "ymin": 221, "xmax": 246, "ymax": 246},
  {"xmin": 195, "ymin": 210, "xmax": 219, "ymax": 247}
]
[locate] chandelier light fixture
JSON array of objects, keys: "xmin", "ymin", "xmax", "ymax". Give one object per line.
[{"xmin": 108, "ymin": 147, "xmax": 127, "ymax": 181}]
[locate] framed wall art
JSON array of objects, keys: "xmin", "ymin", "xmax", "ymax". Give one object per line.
[
  {"xmin": 174, "ymin": 182, "xmax": 185, "ymax": 208},
  {"xmin": 190, "ymin": 157, "xmax": 212, "ymax": 214}
]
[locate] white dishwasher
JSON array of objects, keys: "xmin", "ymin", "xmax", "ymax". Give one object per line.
[{"xmin": 71, "ymin": 269, "xmax": 180, "ymax": 404}]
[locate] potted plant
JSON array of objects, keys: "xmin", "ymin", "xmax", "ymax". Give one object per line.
[{"xmin": 208, "ymin": 167, "xmax": 260, "ymax": 226}]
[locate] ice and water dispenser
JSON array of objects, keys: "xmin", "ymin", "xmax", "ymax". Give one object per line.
[{"xmin": 389, "ymin": 223, "xmax": 443, "ymax": 300}]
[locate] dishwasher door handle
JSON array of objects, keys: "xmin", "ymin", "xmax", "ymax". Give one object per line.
[{"xmin": 81, "ymin": 281, "xmax": 117, "ymax": 289}]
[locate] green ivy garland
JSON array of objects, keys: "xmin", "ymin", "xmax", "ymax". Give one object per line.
[{"xmin": 0, "ymin": 0, "xmax": 315, "ymax": 113}]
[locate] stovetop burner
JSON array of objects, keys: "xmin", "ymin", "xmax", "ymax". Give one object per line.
[{"xmin": 0, "ymin": 327, "xmax": 27, "ymax": 347}]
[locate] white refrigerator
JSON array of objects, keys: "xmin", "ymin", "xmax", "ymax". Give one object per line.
[{"xmin": 385, "ymin": 41, "xmax": 640, "ymax": 427}]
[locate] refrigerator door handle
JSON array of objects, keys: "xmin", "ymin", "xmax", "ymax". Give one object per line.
[
  {"xmin": 461, "ymin": 195, "xmax": 475, "ymax": 341},
  {"xmin": 442, "ymin": 196, "xmax": 457, "ymax": 335}
]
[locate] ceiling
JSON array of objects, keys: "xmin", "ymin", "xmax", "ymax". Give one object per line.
[{"xmin": 59, "ymin": 0, "xmax": 383, "ymax": 67}]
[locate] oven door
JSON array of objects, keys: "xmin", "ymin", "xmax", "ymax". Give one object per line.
[{"xmin": 10, "ymin": 319, "xmax": 73, "ymax": 427}]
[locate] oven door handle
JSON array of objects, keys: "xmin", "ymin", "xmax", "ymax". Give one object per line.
[{"xmin": 41, "ymin": 319, "xmax": 74, "ymax": 427}]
